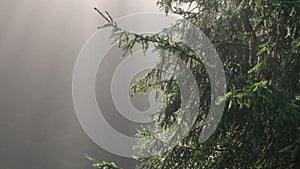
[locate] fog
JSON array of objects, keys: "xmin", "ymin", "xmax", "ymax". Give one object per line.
[{"xmin": 0, "ymin": 0, "xmax": 159, "ymax": 168}]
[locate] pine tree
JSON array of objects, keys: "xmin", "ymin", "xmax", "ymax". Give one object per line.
[{"xmin": 88, "ymin": 0, "xmax": 300, "ymax": 168}]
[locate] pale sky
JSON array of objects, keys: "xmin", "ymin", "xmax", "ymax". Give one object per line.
[{"xmin": 0, "ymin": 0, "xmax": 160, "ymax": 168}]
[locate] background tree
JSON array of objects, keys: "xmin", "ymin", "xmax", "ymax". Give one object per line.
[{"xmin": 88, "ymin": 0, "xmax": 300, "ymax": 168}]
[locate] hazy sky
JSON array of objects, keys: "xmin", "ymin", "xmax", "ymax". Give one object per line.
[{"xmin": 0, "ymin": 0, "xmax": 160, "ymax": 168}]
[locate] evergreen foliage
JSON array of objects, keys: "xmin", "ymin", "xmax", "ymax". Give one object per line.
[{"xmin": 88, "ymin": 0, "xmax": 300, "ymax": 168}]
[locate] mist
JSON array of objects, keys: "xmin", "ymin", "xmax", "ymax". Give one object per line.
[{"xmin": 0, "ymin": 0, "xmax": 159, "ymax": 168}]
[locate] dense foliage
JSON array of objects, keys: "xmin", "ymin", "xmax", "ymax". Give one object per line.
[{"xmin": 88, "ymin": 0, "xmax": 300, "ymax": 168}]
